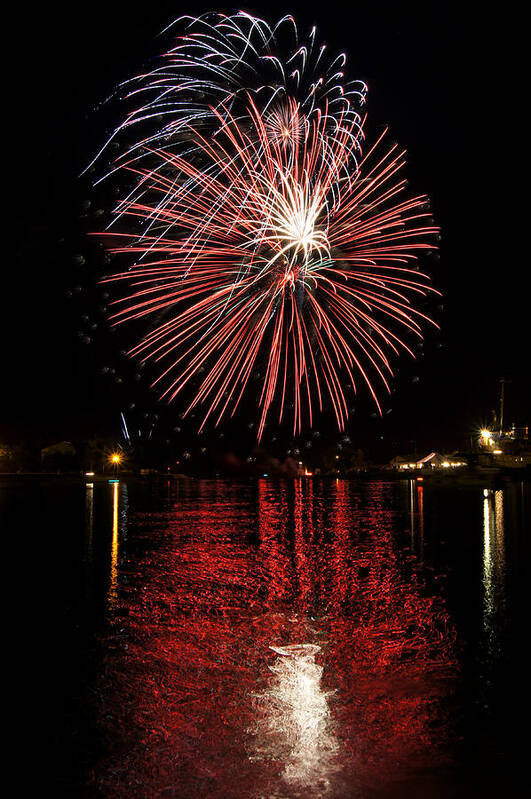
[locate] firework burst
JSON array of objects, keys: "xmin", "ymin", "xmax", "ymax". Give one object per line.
[{"xmin": 97, "ymin": 12, "xmax": 439, "ymax": 438}]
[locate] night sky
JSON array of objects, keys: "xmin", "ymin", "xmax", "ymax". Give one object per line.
[{"xmin": 6, "ymin": 2, "xmax": 529, "ymax": 457}]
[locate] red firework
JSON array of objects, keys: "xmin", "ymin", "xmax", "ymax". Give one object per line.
[
  {"xmin": 96, "ymin": 15, "xmax": 439, "ymax": 438},
  {"xmin": 101, "ymin": 98, "xmax": 438, "ymax": 438}
]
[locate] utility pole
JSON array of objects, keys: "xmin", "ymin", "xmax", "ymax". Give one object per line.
[{"xmin": 498, "ymin": 378, "xmax": 511, "ymax": 435}]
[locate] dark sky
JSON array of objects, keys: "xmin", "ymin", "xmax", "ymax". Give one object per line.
[{"xmin": 5, "ymin": 1, "xmax": 529, "ymax": 455}]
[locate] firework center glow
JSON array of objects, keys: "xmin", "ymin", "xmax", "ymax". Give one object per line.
[{"xmin": 269, "ymin": 179, "xmax": 330, "ymax": 273}]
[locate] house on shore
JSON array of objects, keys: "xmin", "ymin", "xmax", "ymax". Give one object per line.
[{"xmin": 390, "ymin": 452, "xmax": 467, "ymax": 471}]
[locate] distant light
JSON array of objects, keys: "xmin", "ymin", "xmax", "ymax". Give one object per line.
[
  {"xmin": 493, "ymin": 449, "xmax": 502, "ymax": 455},
  {"xmin": 480, "ymin": 429, "xmax": 493, "ymax": 444},
  {"xmin": 108, "ymin": 479, "xmax": 120, "ymax": 483},
  {"xmin": 263, "ymin": 473, "xmax": 269, "ymax": 477},
  {"xmin": 442, "ymin": 461, "xmax": 450, "ymax": 468},
  {"xmin": 85, "ymin": 471, "xmax": 95, "ymax": 476}
]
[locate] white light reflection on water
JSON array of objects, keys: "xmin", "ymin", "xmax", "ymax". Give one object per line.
[
  {"xmin": 250, "ymin": 643, "xmax": 339, "ymax": 792},
  {"xmin": 482, "ymin": 488, "xmax": 506, "ymax": 645}
]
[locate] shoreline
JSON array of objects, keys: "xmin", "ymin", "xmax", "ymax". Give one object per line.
[{"xmin": 1, "ymin": 468, "xmax": 529, "ymax": 485}]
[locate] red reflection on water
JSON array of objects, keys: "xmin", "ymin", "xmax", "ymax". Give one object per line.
[{"xmin": 91, "ymin": 480, "xmax": 457, "ymax": 798}]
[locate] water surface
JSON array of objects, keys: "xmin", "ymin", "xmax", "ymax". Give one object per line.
[{"xmin": 5, "ymin": 477, "xmax": 528, "ymax": 797}]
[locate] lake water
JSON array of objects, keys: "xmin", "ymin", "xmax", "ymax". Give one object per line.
[{"xmin": 5, "ymin": 477, "xmax": 529, "ymax": 797}]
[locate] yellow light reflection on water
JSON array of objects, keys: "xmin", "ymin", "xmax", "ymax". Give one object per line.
[
  {"xmin": 85, "ymin": 481, "xmax": 94, "ymax": 562},
  {"xmin": 109, "ymin": 481, "xmax": 119, "ymax": 605}
]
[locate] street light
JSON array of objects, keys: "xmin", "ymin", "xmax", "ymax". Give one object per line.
[
  {"xmin": 110, "ymin": 452, "xmax": 122, "ymax": 476},
  {"xmin": 480, "ymin": 429, "xmax": 493, "ymax": 446}
]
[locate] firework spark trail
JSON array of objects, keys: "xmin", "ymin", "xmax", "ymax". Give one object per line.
[
  {"xmin": 90, "ymin": 13, "xmax": 366, "ymax": 180},
  {"xmin": 97, "ymin": 12, "xmax": 439, "ymax": 438}
]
